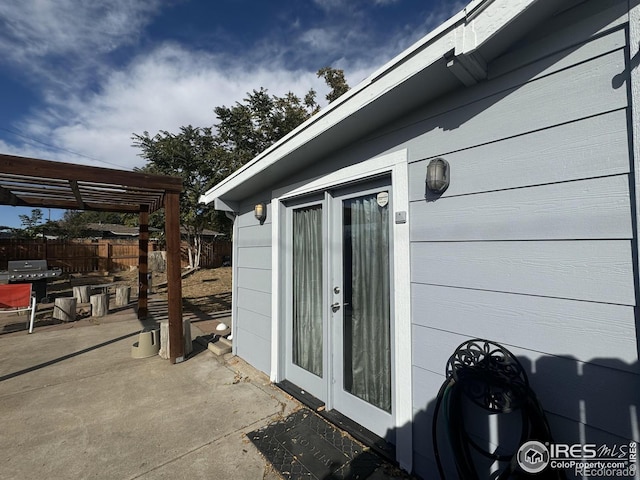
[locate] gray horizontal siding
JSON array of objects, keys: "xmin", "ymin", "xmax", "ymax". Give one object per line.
[
  {"xmin": 410, "ymin": 175, "xmax": 633, "ymax": 241},
  {"xmin": 411, "ymin": 284, "xmax": 638, "ymax": 369},
  {"xmin": 236, "ymin": 307, "xmax": 272, "ymax": 342},
  {"xmin": 412, "ymin": 397, "xmax": 638, "ymax": 480},
  {"xmin": 411, "ymin": 240, "xmax": 636, "ymax": 305},
  {"xmin": 489, "ymin": 0, "xmax": 628, "ymax": 79},
  {"xmin": 407, "ymin": 109, "xmax": 629, "ymax": 201},
  {"xmin": 235, "ymin": 224, "xmax": 272, "ymax": 248},
  {"xmin": 412, "ymin": 329, "xmax": 639, "ymax": 441},
  {"xmin": 405, "ymin": 47, "xmax": 626, "ymax": 163},
  {"xmin": 413, "ymin": 404, "xmax": 640, "ymax": 457},
  {"xmin": 235, "ymin": 323, "xmax": 271, "ymax": 375},
  {"xmin": 236, "ymin": 267, "xmax": 271, "ymax": 294},
  {"xmin": 236, "ymin": 287, "xmax": 271, "ymax": 316},
  {"xmin": 404, "ymin": 3, "xmax": 637, "ymax": 477},
  {"xmin": 236, "ymin": 246, "xmax": 271, "ymax": 270},
  {"xmin": 233, "ymin": 203, "xmax": 273, "ymax": 375}
]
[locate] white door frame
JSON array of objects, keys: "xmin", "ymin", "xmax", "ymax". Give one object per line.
[{"xmin": 270, "ymin": 149, "xmax": 412, "ymax": 471}]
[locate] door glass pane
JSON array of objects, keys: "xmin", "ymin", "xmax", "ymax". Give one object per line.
[
  {"xmin": 292, "ymin": 205, "xmax": 323, "ymax": 377},
  {"xmin": 342, "ymin": 193, "xmax": 391, "ymax": 412}
]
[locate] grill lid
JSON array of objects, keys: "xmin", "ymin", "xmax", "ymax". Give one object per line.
[{"xmin": 8, "ymin": 260, "xmax": 49, "ymax": 272}]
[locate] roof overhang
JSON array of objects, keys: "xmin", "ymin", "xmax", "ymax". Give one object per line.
[{"xmin": 200, "ymin": 0, "xmax": 566, "ymax": 211}]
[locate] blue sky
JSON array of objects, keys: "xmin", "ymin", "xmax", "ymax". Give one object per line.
[{"xmin": 0, "ymin": 0, "xmax": 465, "ymax": 227}]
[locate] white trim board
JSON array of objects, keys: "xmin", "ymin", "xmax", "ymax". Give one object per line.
[
  {"xmin": 269, "ymin": 149, "xmax": 413, "ymax": 471},
  {"xmin": 629, "ymin": 0, "xmax": 640, "ymax": 306}
]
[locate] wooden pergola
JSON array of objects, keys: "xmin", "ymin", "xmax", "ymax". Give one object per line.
[{"xmin": 0, "ymin": 153, "xmax": 186, "ymax": 363}]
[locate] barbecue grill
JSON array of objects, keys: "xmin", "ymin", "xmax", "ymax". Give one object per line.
[{"xmin": 0, "ymin": 260, "xmax": 62, "ymax": 302}]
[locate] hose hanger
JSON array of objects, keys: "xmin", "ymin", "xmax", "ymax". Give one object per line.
[{"xmin": 432, "ymin": 339, "xmax": 566, "ymax": 480}]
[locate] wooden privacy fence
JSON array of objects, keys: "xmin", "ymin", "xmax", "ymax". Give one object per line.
[
  {"xmin": 198, "ymin": 240, "xmax": 232, "ymax": 268},
  {"xmin": 0, "ymin": 239, "xmax": 232, "ymax": 272}
]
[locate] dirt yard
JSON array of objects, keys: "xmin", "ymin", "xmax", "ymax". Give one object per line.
[
  {"xmin": 48, "ymin": 267, "xmax": 233, "ymax": 314},
  {"xmin": 0, "ymin": 267, "xmax": 232, "ymax": 336},
  {"xmin": 118, "ymin": 267, "xmax": 233, "ymax": 314}
]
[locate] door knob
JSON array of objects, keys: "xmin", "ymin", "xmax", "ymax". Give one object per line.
[{"xmin": 331, "ymin": 302, "xmax": 341, "ymax": 312}]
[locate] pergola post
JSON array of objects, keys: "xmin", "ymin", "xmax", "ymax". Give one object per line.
[
  {"xmin": 165, "ymin": 191, "xmax": 184, "ymax": 363},
  {"xmin": 0, "ymin": 153, "xmax": 183, "ymax": 359},
  {"xmin": 138, "ymin": 205, "xmax": 149, "ymax": 319}
]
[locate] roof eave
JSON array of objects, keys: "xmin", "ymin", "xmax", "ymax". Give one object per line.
[{"xmin": 200, "ymin": 0, "xmax": 545, "ymax": 209}]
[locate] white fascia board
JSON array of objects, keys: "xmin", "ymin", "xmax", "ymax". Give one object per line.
[
  {"xmin": 199, "ymin": 0, "xmax": 534, "ymax": 208},
  {"xmin": 458, "ymin": 0, "xmax": 538, "ymax": 55}
]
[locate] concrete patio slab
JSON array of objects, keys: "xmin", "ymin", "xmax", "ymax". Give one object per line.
[
  {"xmin": 0, "ymin": 311, "xmax": 298, "ymax": 480},
  {"xmin": 0, "ymin": 300, "xmax": 412, "ymax": 480}
]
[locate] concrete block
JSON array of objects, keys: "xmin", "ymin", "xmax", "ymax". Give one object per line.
[
  {"xmin": 208, "ymin": 340, "xmax": 232, "ymax": 356},
  {"xmin": 159, "ymin": 319, "xmax": 192, "ymax": 359}
]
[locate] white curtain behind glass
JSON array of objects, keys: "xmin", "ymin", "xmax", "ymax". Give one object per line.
[
  {"xmin": 345, "ymin": 195, "xmax": 391, "ymax": 412},
  {"xmin": 292, "ymin": 205, "xmax": 323, "ymax": 377}
]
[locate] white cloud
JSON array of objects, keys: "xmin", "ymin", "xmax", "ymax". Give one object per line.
[
  {"xmin": 11, "ymin": 43, "xmax": 331, "ymax": 170},
  {"xmin": 312, "ymin": 0, "xmax": 349, "ymax": 11},
  {"xmin": 0, "ymin": 0, "xmax": 163, "ymax": 87},
  {"xmin": 2, "ymin": 0, "xmax": 469, "ymax": 172},
  {"xmin": 299, "ymin": 27, "xmax": 348, "ymax": 55}
]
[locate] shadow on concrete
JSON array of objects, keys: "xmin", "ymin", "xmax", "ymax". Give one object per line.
[{"xmin": 0, "ymin": 330, "xmax": 141, "ymax": 382}]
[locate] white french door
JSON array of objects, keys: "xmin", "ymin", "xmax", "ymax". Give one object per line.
[
  {"xmin": 283, "ymin": 177, "xmax": 394, "ymax": 439},
  {"xmin": 284, "ymin": 196, "xmax": 328, "ymax": 401}
]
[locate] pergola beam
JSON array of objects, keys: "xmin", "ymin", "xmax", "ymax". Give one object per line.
[
  {"xmin": 1, "ymin": 154, "xmax": 182, "ymax": 193},
  {"xmin": 69, "ymin": 180, "xmax": 86, "ymax": 209}
]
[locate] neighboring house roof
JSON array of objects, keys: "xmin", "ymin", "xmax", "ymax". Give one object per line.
[
  {"xmin": 85, "ymin": 223, "xmax": 144, "ymax": 236},
  {"xmin": 180, "ymin": 227, "xmax": 224, "ymax": 237},
  {"xmin": 200, "ymin": 0, "xmax": 563, "ymax": 211},
  {"xmin": 84, "ymin": 223, "xmax": 223, "ymax": 238}
]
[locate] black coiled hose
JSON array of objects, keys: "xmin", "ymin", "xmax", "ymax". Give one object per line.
[{"xmin": 432, "ymin": 339, "xmax": 566, "ymax": 480}]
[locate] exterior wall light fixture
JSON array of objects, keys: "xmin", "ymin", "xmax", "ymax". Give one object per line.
[
  {"xmin": 254, "ymin": 203, "xmax": 267, "ymax": 223},
  {"xmin": 426, "ymin": 158, "xmax": 450, "ymax": 194}
]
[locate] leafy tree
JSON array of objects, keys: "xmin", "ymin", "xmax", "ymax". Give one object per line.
[
  {"xmin": 18, "ymin": 209, "xmax": 44, "ymax": 239},
  {"xmin": 214, "ymin": 88, "xmax": 318, "ymax": 164},
  {"xmin": 132, "ymin": 67, "xmax": 350, "ymax": 268},
  {"xmin": 54, "ymin": 211, "xmax": 136, "ymax": 239},
  {"xmin": 317, "ymin": 66, "xmax": 350, "ymax": 103},
  {"xmin": 132, "ymin": 126, "xmax": 224, "ymax": 268}
]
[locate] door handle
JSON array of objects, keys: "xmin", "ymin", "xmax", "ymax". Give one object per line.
[{"xmin": 331, "ymin": 302, "xmax": 350, "ymax": 312}]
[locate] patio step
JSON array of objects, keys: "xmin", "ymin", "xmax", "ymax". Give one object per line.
[{"xmin": 208, "ymin": 336, "xmax": 232, "ymax": 356}]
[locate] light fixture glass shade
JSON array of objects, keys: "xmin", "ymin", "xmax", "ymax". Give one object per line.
[
  {"xmin": 426, "ymin": 158, "xmax": 450, "ymax": 193},
  {"xmin": 254, "ymin": 203, "xmax": 266, "ymax": 221}
]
